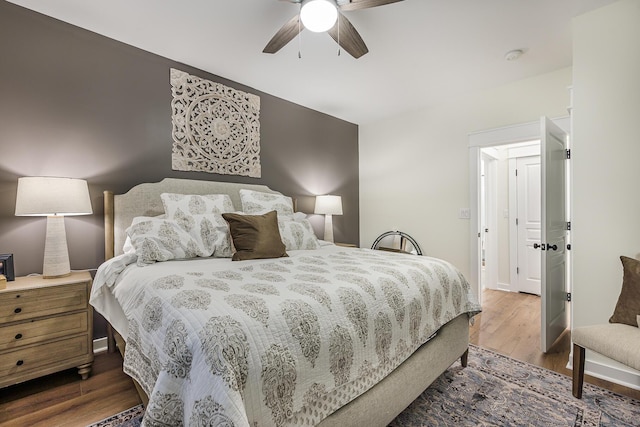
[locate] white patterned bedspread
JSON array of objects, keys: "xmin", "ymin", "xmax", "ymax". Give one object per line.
[{"xmin": 91, "ymin": 245, "xmax": 481, "ymax": 427}]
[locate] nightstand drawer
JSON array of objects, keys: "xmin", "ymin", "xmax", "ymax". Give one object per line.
[
  {"xmin": 0, "ymin": 335, "xmax": 89, "ymax": 378},
  {"xmin": 0, "ymin": 283, "xmax": 87, "ymax": 323},
  {"xmin": 0, "ymin": 312, "xmax": 88, "ymax": 350}
]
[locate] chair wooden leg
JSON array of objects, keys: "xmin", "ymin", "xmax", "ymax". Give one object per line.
[
  {"xmin": 572, "ymin": 343, "xmax": 585, "ymax": 399},
  {"xmin": 461, "ymin": 348, "xmax": 469, "ymax": 367}
]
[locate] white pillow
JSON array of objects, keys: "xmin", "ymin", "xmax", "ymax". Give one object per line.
[
  {"xmin": 123, "ymin": 214, "xmax": 165, "ymax": 255},
  {"xmin": 126, "ymin": 217, "xmax": 210, "ymax": 266},
  {"xmin": 278, "ymin": 217, "xmax": 320, "ymax": 251},
  {"xmin": 122, "ymin": 236, "xmax": 135, "ymax": 255},
  {"xmin": 239, "ymin": 189, "xmax": 294, "ymax": 218},
  {"xmin": 161, "ymin": 193, "xmax": 234, "ymax": 258},
  {"xmin": 184, "ymin": 213, "xmax": 233, "ymax": 258},
  {"xmin": 161, "ymin": 193, "xmax": 234, "ymax": 219}
]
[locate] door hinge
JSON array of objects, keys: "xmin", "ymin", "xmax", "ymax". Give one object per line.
[
  {"xmin": 566, "ymin": 292, "xmax": 572, "ymax": 302},
  {"xmin": 515, "ymin": 169, "xmax": 518, "ymax": 176},
  {"xmin": 516, "ymin": 267, "xmax": 519, "ymax": 275},
  {"xmin": 566, "ymin": 149, "xmax": 571, "ymax": 159},
  {"xmin": 566, "ymin": 221, "xmax": 571, "ymax": 231},
  {"xmin": 515, "ymin": 218, "xmax": 519, "ymax": 226}
]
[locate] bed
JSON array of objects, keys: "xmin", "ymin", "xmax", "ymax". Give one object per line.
[{"xmin": 90, "ymin": 178, "xmax": 481, "ymax": 427}]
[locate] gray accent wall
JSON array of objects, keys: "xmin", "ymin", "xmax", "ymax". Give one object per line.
[{"xmin": 0, "ymin": 1, "xmax": 359, "ymax": 337}]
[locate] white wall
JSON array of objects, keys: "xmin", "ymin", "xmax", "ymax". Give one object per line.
[
  {"xmin": 572, "ymin": 0, "xmax": 640, "ymax": 385},
  {"xmin": 359, "ymin": 67, "xmax": 571, "ymax": 281}
]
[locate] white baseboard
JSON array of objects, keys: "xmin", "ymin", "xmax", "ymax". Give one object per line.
[
  {"xmin": 93, "ymin": 336, "xmax": 109, "ymax": 354},
  {"xmin": 567, "ymin": 351, "xmax": 640, "ymax": 391},
  {"xmin": 496, "ymin": 282, "xmax": 512, "ymax": 292}
]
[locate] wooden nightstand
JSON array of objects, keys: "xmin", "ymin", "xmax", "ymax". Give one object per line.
[{"xmin": 0, "ymin": 271, "xmax": 93, "ymax": 388}]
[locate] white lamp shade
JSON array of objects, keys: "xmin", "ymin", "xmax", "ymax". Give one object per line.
[
  {"xmin": 15, "ymin": 176, "xmax": 92, "ymax": 278},
  {"xmin": 15, "ymin": 177, "xmax": 93, "ymax": 216},
  {"xmin": 300, "ymin": 0, "xmax": 338, "ymax": 33},
  {"xmin": 314, "ymin": 195, "xmax": 343, "ymax": 215}
]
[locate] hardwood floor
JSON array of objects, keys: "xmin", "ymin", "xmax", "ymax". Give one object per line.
[
  {"xmin": 1, "ymin": 289, "xmax": 638, "ymax": 426},
  {"xmin": 0, "ymin": 351, "xmax": 141, "ymax": 427}
]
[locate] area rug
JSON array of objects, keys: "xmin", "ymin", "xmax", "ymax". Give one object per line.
[
  {"xmin": 87, "ymin": 405, "xmax": 143, "ymax": 427},
  {"xmin": 88, "ymin": 345, "xmax": 640, "ymax": 427},
  {"xmin": 390, "ymin": 344, "xmax": 640, "ymax": 426}
]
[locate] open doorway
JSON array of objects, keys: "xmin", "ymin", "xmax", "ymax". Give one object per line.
[
  {"xmin": 469, "ymin": 117, "xmax": 571, "ymax": 353},
  {"xmin": 479, "ymin": 141, "xmax": 541, "ymax": 295}
]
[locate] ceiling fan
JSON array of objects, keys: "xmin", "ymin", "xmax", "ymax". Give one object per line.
[{"xmin": 263, "ymin": 0, "xmax": 405, "ymax": 59}]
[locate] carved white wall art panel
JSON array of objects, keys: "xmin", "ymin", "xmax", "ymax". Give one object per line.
[{"xmin": 170, "ymin": 68, "xmax": 261, "ymax": 177}]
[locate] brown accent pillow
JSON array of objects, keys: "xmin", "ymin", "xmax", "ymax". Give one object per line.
[
  {"xmin": 222, "ymin": 211, "xmax": 288, "ymax": 261},
  {"xmin": 609, "ymin": 256, "xmax": 640, "ymax": 327}
]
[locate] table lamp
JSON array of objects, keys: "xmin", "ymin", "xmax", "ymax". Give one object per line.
[
  {"xmin": 15, "ymin": 177, "xmax": 93, "ymax": 278},
  {"xmin": 314, "ymin": 195, "xmax": 342, "ymax": 243}
]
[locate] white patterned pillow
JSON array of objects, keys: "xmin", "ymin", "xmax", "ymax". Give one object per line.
[
  {"xmin": 239, "ymin": 189, "xmax": 294, "ymax": 218},
  {"xmin": 278, "ymin": 217, "xmax": 320, "ymax": 251},
  {"xmin": 182, "ymin": 213, "xmax": 233, "ymax": 258},
  {"xmin": 161, "ymin": 193, "xmax": 234, "ymax": 220},
  {"xmin": 126, "ymin": 217, "xmax": 210, "ymax": 266},
  {"xmin": 161, "ymin": 193, "xmax": 234, "ymax": 258}
]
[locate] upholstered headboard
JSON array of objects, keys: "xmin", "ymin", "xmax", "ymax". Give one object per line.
[{"xmin": 104, "ymin": 178, "xmax": 281, "ymax": 259}]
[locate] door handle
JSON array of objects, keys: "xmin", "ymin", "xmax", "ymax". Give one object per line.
[
  {"xmin": 547, "ymin": 244, "xmax": 558, "ymax": 251},
  {"xmin": 533, "ymin": 243, "xmax": 542, "ymax": 249}
]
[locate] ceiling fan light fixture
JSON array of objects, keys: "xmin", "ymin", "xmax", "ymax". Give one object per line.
[{"xmin": 300, "ymin": 0, "xmax": 338, "ymax": 33}]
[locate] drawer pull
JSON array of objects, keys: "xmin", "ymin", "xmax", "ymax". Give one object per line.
[
  {"xmin": 16, "ymin": 360, "xmax": 24, "ymax": 366},
  {"xmin": 15, "ymin": 333, "xmax": 23, "ymax": 340},
  {"xmin": 14, "ymin": 308, "xmax": 22, "ymax": 314}
]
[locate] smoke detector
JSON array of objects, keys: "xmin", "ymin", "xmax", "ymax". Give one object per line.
[{"xmin": 504, "ymin": 49, "xmax": 524, "ymax": 61}]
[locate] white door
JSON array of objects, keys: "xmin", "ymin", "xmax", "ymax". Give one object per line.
[
  {"xmin": 540, "ymin": 117, "xmax": 568, "ymax": 353},
  {"xmin": 516, "ymin": 156, "xmax": 542, "ymax": 295}
]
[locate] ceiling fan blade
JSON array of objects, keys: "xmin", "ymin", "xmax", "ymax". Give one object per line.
[
  {"xmin": 338, "ymin": 0, "xmax": 404, "ymax": 11},
  {"xmin": 328, "ymin": 13, "xmax": 369, "ymax": 58},
  {"xmin": 263, "ymin": 14, "xmax": 302, "ymax": 54}
]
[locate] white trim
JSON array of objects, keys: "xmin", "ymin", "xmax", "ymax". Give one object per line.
[
  {"xmin": 508, "ymin": 158, "xmax": 518, "ymax": 292},
  {"xmin": 93, "ymin": 336, "xmax": 109, "ymax": 354},
  {"xmin": 496, "ymin": 282, "xmax": 512, "ymax": 292},
  {"xmin": 469, "ymin": 146, "xmax": 482, "ymax": 305},
  {"xmin": 567, "ymin": 350, "xmax": 640, "ymax": 392},
  {"xmin": 468, "ymin": 117, "xmax": 570, "ymax": 148},
  {"xmin": 469, "ymin": 122, "xmax": 541, "ymax": 147},
  {"xmin": 481, "ymin": 153, "xmax": 498, "ymax": 290}
]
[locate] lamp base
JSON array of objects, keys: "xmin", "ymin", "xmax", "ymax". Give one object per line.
[
  {"xmin": 43, "ymin": 216, "xmax": 71, "ymax": 279},
  {"xmin": 324, "ymin": 214, "xmax": 334, "ymax": 243}
]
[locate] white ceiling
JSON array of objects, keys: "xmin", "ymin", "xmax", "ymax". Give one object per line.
[{"xmin": 8, "ymin": 0, "xmax": 615, "ymax": 125}]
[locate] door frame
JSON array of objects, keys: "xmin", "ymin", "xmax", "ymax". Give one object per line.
[
  {"xmin": 468, "ymin": 117, "xmax": 570, "ymax": 306},
  {"xmin": 480, "ymin": 149, "xmax": 499, "ymax": 291}
]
